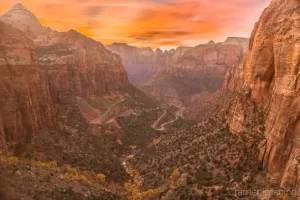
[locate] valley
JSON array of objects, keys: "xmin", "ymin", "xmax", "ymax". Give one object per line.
[{"xmin": 0, "ymin": 0, "xmax": 300, "ymax": 200}]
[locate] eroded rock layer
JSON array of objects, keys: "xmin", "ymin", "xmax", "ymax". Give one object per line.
[
  {"xmin": 36, "ymin": 30, "xmax": 128, "ymax": 105},
  {"xmin": 0, "ymin": 22, "xmax": 54, "ymax": 149},
  {"xmin": 228, "ymin": 0, "xmax": 300, "ymax": 194},
  {"xmin": 142, "ymin": 39, "xmax": 249, "ymax": 104},
  {"xmin": 0, "ymin": 4, "xmax": 128, "ymax": 149},
  {"xmin": 106, "ymin": 43, "xmax": 191, "ymax": 85}
]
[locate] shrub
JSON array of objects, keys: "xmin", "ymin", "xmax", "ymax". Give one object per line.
[
  {"xmin": 172, "ymin": 169, "xmax": 180, "ymax": 179},
  {"xmin": 104, "ymin": 130, "xmax": 112, "ymax": 136},
  {"xmin": 141, "ymin": 189, "xmax": 159, "ymax": 200},
  {"xmin": 96, "ymin": 174, "xmax": 106, "ymax": 184}
]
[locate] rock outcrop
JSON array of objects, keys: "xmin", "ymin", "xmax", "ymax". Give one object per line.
[
  {"xmin": 228, "ymin": 0, "xmax": 300, "ymax": 194},
  {"xmin": 106, "ymin": 43, "xmax": 191, "ymax": 85},
  {"xmin": 0, "ymin": 21, "xmax": 54, "ymax": 149},
  {"xmin": 0, "ymin": 3, "xmax": 43, "ymax": 39},
  {"xmin": 36, "ymin": 31, "xmax": 128, "ymax": 105},
  {"xmin": 142, "ymin": 38, "xmax": 249, "ymax": 104},
  {"xmin": 0, "ymin": 4, "xmax": 128, "ymax": 105},
  {"xmin": 0, "ymin": 4, "xmax": 128, "ymax": 149}
]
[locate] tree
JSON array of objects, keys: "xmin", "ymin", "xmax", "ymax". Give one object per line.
[
  {"xmin": 105, "ymin": 130, "xmax": 112, "ymax": 136},
  {"xmin": 141, "ymin": 189, "xmax": 159, "ymax": 200},
  {"xmin": 172, "ymin": 169, "xmax": 180, "ymax": 179},
  {"xmin": 117, "ymin": 139, "xmax": 122, "ymax": 145},
  {"xmin": 96, "ymin": 173, "xmax": 106, "ymax": 183}
]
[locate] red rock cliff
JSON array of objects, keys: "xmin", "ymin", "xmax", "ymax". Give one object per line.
[
  {"xmin": 229, "ymin": 0, "xmax": 300, "ymax": 194},
  {"xmin": 0, "ymin": 22, "xmax": 54, "ymax": 149},
  {"xmin": 106, "ymin": 43, "xmax": 180, "ymax": 85},
  {"xmin": 141, "ymin": 38, "xmax": 249, "ymax": 104},
  {"xmin": 36, "ymin": 30, "xmax": 128, "ymax": 104},
  {"xmin": 0, "ymin": 4, "xmax": 128, "ymax": 149},
  {"xmin": 1, "ymin": 4, "xmax": 128, "ymax": 105}
]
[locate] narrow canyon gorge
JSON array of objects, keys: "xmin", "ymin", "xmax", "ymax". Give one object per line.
[{"xmin": 0, "ymin": 0, "xmax": 300, "ymax": 199}]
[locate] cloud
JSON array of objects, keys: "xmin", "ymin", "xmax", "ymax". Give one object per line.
[{"xmin": 0, "ymin": 0, "xmax": 271, "ymax": 49}]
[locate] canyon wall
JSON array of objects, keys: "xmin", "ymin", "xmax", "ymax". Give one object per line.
[
  {"xmin": 142, "ymin": 38, "xmax": 248, "ymax": 104},
  {"xmin": 228, "ymin": 0, "xmax": 300, "ymax": 194},
  {"xmin": 0, "ymin": 4, "xmax": 128, "ymax": 149},
  {"xmin": 106, "ymin": 43, "xmax": 191, "ymax": 85},
  {"xmin": 0, "ymin": 21, "xmax": 54, "ymax": 149},
  {"xmin": 1, "ymin": 4, "xmax": 128, "ymax": 105},
  {"xmin": 36, "ymin": 31, "xmax": 128, "ymax": 105}
]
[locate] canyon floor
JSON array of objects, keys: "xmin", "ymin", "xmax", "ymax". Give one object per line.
[
  {"xmin": 0, "ymin": 87, "xmax": 282, "ymax": 200},
  {"xmin": 1, "ymin": 1, "xmax": 300, "ymax": 199}
]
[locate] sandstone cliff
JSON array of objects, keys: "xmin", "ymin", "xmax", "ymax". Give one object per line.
[
  {"xmin": 106, "ymin": 43, "xmax": 191, "ymax": 85},
  {"xmin": 0, "ymin": 21, "xmax": 54, "ymax": 149},
  {"xmin": 35, "ymin": 31, "xmax": 128, "ymax": 105},
  {"xmin": 142, "ymin": 38, "xmax": 249, "ymax": 104},
  {"xmin": 0, "ymin": 4, "xmax": 128, "ymax": 105},
  {"xmin": 227, "ymin": 0, "xmax": 300, "ymax": 194},
  {"xmin": 0, "ymin": 4, "xmax": 128, "ymax": 149},
  {"xmin": 177, "ymin": 38, "xmax": 248, "ymax": 69}
]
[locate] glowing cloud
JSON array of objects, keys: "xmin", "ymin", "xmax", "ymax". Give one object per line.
[{"xmin": 0, "ymin": 0, "xmax": 270, "ymax": 49}]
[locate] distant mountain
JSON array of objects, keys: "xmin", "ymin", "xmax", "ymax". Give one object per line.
[
  {"xmin": 141, "ymin": 37, "xmax": 249, "ymax": 104},
  {"xmin": 0, "ymin": 3, "xmax": 43, "ymax": 38},
  {"xmin": 107, "ymin": 43, "xmax": 191, "ymax": 85}
]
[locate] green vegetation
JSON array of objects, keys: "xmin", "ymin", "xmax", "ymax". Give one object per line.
[
  {"xmin": 117, "ymin": 110, "xmax": 161, "ymax": 148},
  {"xmin": 121, "ymin": 83, "xmax": 159, "ymax": 109},
  {"xmin": 0, "ymin": 153, "xmax": 122, "ymax": 200},
  {"xmin": 14, "ymin": 106, "xmax": 129, "ymax": 183},
  {"xmin": 128, "ymin": 94, "xmax": 268, "ymax": 199}
]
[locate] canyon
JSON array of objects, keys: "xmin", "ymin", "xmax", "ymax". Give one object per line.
[
  {"xmin": 1, "ymin": 0, "xmax": 300, "ymax": 199},
  {"xmin": 141, "ymin": 38, "xmax": 249, "ymax": 105},
  {"xmin": 0, "ymin": 3, "xmax": 128, "ymax": 149},
  {"xmin": 108, "ymin": 38, "xmax": 249, "ymax": 105}
]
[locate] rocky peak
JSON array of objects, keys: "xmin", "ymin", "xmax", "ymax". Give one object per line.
[
  {"xmin": 140, "ymin": 47, "xmax": 154, "ymax": 53},
  {"xmin": 169, "ymin": 48, "xmax": 175, "ymax": 54},
  {"xmin": 10, "ymin": 3, "xmax": 28, "ymax": 11},
  {"xmin": 207, "ymin": 40, "xmax": 215, "ymax": 44},
  {"xmin": 110, "ymin": 42, "xmax": 130, "ymax": 47},
  {"xmin": 155, "ymin": 48, "xmax": 163, "ymax": 53},
  {"xmin": 222, "ymin": 37, "xmax": 249, "ymax": 50},
  {"xmin": 174, "ymin": 46, "xmax": 192, "ymax": 56},
  {"xmin": 0, "ymin": 3, "xmax": 43, "ymax": 38},
  {"xmin": 223, "ymin": 37, "xmax": 247, "ymax": 43}
]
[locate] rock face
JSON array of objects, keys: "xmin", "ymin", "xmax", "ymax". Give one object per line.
[
  {"xmin": 106, "ymin": 43, "xmax": 191, "ymax": 85},
  {"xmin": 179, "ymin": 38, "xmax": 248, "ymax": 69},
  {"xmin": 228, "ymin": 0, "xmax": 300, "ymax": 194},
  {"xmin": 36, "ymin": 31, "xmax": 128, "ymax": 105},
  {"xmin": 107, "ymin": 38, "xmax": 248, "ymax": 105},
  {"xmin": 0, "ymin": 4, "xmax": 128, "ymax": 149},
  {"xmin": 142, "ymin": 38, "xmax": 249, "ymax": 104},
  {"xmin": 222, "ymin": 50, "xmax": 248, "ymax": 92},
  {"xmin": 0, "ymin": 4, "xmax": 128, "ymax": 105},
  {"xmin": 141, "ymin": 67, "xmax": 226, "ymax": 104},
  {"xmin": 0, "ymin": 21, "xmax": 54, "ymax": 149},
  {"xmin": 0, "ymin": 3, "xmax": 43, "ymax": 38}
]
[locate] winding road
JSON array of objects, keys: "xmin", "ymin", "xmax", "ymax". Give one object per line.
[
  {"xmin": 151, "ymin": 110, "xmax": 167, "ymax": 130},
  {"xmin": 151, "ymin": 105, "xmax": 184, "ymax": 131},
  {"xmin": 90, "ymin": 98, "xmax": 124, "ymax": 124}
]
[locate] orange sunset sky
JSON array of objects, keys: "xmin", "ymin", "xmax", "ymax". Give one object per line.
[{"xmin": 0, "ymin": 0, "xmax": 270, "ymax": 50}]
